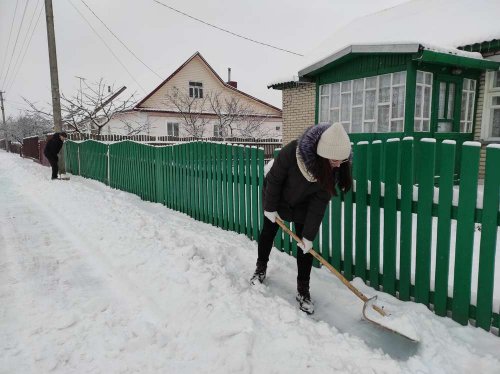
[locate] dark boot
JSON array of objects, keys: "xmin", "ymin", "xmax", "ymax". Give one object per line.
[
  {"xmin": 250, "ymin": 261, "xmax": 267, "ymax": 285},
  {"xmin": 296, "ymin": 279, "xmax": 314, "ymax": 314}
]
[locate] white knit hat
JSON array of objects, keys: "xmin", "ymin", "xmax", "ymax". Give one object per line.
[{"xmin": 316, "ymin": 122, "xmax": 351, "ymax": 160}]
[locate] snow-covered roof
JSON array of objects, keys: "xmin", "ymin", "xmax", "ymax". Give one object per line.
[
  {"xmin": 301, "ymin": 0, "xmax": 500, "ymax": 74},
  {"xmin": 270, "ymin": 0, "xmax": 500, "ymax": 86}
]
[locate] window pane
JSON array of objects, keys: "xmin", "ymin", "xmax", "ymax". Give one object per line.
[
  {"xmin": 353, "ymin": 79, "xmax": 364, "ymax": 105},
  {"xmin": 438, "ymin": 82, "xmax": 446, "ymax": 118},
  {"xmin": 425, "ymin": 72, "xmax": 432, "ymax": 85},
  {"xmin": 422, "ymin": 119, "xmax": 430, "ymax": 132},
  {"xmin": 460, "ymin": 121, "xmax": 467, "ymax": 133},
  {"xmin": 377, "ymin": 105, "xmax": 390, "ymax": 132},
  {"xmin": 341, "ymin": 81, "xmax": 352, "ymax": 93},
  {"xmin": 391, "ymin": 120, "xmax": 404, "ymax": 132},
  {"xmin": 437, "ymin": 121, "xmax": 453, "ymax": 132},
  {"xmin": 331, "ymin": 109, "xmax": 340, "ymax": 123},
  {"xmin": 392, "ymin": 86, "xmax": 405, "ymax": 118},
  {"xmin": 494, "ymin": 72, "xmax": 500, "ymax": 89},
  {"xmin": 447, "ymin": 83, "xmax": 455, "ymax": 119},
  {"xmin": 320, "ymin": 97, "xmax": 329, "ymax": 122},
  {"xmin": 321, "ymin": 85, "xmax": 329, "ymax": 95},
  {"xmin": 461, "ymin": 91, "xmax": 467, "ymax": 121},
  {"xmin": 392, "ymin": 71, "xmax": 406, "ymax": 85},
  {"xmin": 423, "ymin": 86, "xmax": 431, "ymax": 119},
  {"xmin": 365, "ymin": 77, "xmax": 377, "ymax": 89},
  {"xmin": 363, "ymin": 121, "xmax": 374, "ymax": 133},
  {"xmin": 414, "ymin": 119, "xmax": 422, "ymax": 132},
  {"xmin": 492, "ymin": 108, "xmax": 500, "ymax": 137},
  {"xmin": 352, "ymin": 107, "xmax": 363, "ymax": 133},
  {"xmin": 331, "ymin": 83, "xmax": 340, "ymax": 107},
  {"xmin": 415, "ymin": 85, "xmax": 423, "ymax": 117},
  {"xmin": 364, "ymin": 90, "xmax": 376, "ymax": 120},
  {"xmin": 379, "ymin": 74, "xmax": 391, "ymax": 103},
  {"xmin": 467, "ymin": 92, "xmax": 474, "ymax": 122},
  {"xmin": 341, "ymin": 93, "xmax": 351, "ymax": 121},
  {"xmin": 493, "ymin": 96, "xmax": 500, "ymax": 106},
  {"xmin": 417, "ymin": 71, "xmax": 424, "ymax": 84}
]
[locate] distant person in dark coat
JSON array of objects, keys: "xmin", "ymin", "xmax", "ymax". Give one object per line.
[
  {"xmin": 250, "ymin": 123, "xmax": 353, "ymax": 315},
  {"xmin": 43, "ymin": 132, "xmax": 68, "ymax": 180}
]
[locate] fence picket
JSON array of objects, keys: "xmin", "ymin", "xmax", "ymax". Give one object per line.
[
  {"xmin": 369, "ymin": 141, "xmax": 382, "ymax": 288},
  {"xmin": 355, "ymin": 141, "xmax": 368, "ymax": 281}
]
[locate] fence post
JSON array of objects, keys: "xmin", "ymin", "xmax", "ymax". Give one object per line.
[
  {"xmin": 452, "ymin": 141, "xmax": 481, "ymax": 325},
  {"xmin": 476, "ymin": 145, "xmax": 500, "ymax": 331}
]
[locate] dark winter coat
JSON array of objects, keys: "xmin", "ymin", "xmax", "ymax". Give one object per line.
[
  {"xmin": 43, "ymin": 133, "xmax": 64, "ymax": 159},
  {"xmin": 263, "ymin": 139, "xmax": 331, "ymax": 242}
]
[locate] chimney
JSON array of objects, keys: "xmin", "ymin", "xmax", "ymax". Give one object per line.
[{"xmin": 227, "ymin": 67, "xmax": 237, "ymax": 88}]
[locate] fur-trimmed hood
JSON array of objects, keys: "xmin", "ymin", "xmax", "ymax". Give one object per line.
[{"xmin": 297, "ymin": 124, "xmax": 331, "ymax": 181}]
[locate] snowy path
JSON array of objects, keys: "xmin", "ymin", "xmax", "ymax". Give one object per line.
[{"xmin": 1, "ymin": 151, "xmax": 500, "ymax": 374}]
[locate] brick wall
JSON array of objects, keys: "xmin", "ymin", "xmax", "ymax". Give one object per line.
[{"xmin": 281, "ymin": 83, "xmax": 316, "ymax": 145}]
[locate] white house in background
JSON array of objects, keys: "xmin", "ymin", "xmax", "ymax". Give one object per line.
[{"xmin": 104, "ymin": 52, "xmax": 282, "ymax": 138}]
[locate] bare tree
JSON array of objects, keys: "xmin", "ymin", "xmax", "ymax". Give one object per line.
[
  {"xmin": 162, "ymin": 86, "xmax": 209, "ymax": 138},
  {"xmin": 237, "ymin": 114, "xmax": 272, "ymax": 139},
  {"xmin": 4, "ymin": 112, "xmax": 52, "ymax": 143},
  {"xmin": 24, "ymin": 79, "xmax": 141, "ymax": 135}
]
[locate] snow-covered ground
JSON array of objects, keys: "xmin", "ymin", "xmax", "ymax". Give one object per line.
[{"xmin": 1, "ymin": 150, "xmax": 500, "ymax": 374}]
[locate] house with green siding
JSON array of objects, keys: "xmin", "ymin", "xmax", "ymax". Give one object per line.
[{"xmin": 269, "ymin": 0, "xmax": 500, "ymax": 178}]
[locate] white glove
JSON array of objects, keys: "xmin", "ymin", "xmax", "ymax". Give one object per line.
[
  {"xmin": 298, "ymin": 238, "xmax": 313, "ymax": 254},
  {"xmin": 264, "ymin": 210, "xmax": 281, "ymax": 223}
]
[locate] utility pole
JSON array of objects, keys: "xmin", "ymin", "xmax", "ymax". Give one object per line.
[
  {"xmin": 44, "ymin": 0, "xmax": 65, "ymax": 172},
  {"xmin": 0, "ymin": 91, "xmax": 8, "ymax": 152}
]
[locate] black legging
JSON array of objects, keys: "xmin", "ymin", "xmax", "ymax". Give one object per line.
[
  {"xmin": 46, "ymin": 155, "xmax": 59, "ymax": 179},
  {"xmin": 257, "ymin": 217, "xmax": 314, "ymax": 282}
]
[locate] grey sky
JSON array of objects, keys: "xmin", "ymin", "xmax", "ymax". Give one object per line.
[{"xmin": 0, "ymin": 0, "xmax": 408, "ymax": 118}]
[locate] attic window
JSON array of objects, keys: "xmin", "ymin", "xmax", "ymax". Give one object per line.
[{"xmin": 189, "ymin": 81, "xmax": 203, "ymax": 98}]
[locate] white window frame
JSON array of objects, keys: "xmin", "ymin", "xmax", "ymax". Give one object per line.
[
  {"xmin": 481, "ymin": 71, "xmax": 500, "ymax": 141},
  {"xmin": 460, "ymin": 78, "xmax": 477, "ymax": 133},
  {"xmin": 318, "ymin": 71, "xmax": 406, "ymax": 133},
  {"xmin": 189, "ymin": 81, "xmax": 203, "ymax": 98},
  {"xmin": 414, "ymin": 71, "xmax": 433, "ymax": 132},
  {"xmin": 167, "ymin": 122, "xmax": 179, "ymax": 137}
]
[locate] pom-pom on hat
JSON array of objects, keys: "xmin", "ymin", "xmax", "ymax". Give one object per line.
[{"xmin": 316, "ymin": 122, "xmax": 351, "ymax": 160}]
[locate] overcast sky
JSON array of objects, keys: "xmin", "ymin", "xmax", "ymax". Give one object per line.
[{"xmin": 0, "ymin": 0, "xmax": 408, "ymax": 118}]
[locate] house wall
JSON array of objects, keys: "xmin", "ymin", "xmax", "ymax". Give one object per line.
[
  {"xmin": 140, "ymin": 55, "xmax": 282, "ymax": 118},
  {"xmin": 281, "ymin": 83, "xmax": 316, "ymax": 145}
]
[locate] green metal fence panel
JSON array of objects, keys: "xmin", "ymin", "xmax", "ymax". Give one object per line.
[
  {"xmin": 355, "ymin": 141, "xmax": 368, "ymax": 281},
  {"xmin": 476, "ymin": 145, "xmax": 500, "ymax": 331},
  {"xmin": 415, "ymin": 139, "xmax": 436, "ymax": 306},
  {"xmin": 399, "ymin": 137, "xmax": 414, "ymax": 300},
  {"xmin": 321, "ymin": 203, "xmax": 330, "ymax": 263},
  {"xmin": 246, "ymin": 146, "xmax": 252, "ymax": 238},
  {"xmin": 221, "ymin": 143, "xmax": 228, "ymax": 229},
  {"xmin": 382, "ymin": 139, "xmax": 399, "ymax": 296},
  {"xmin": 434, "ymin": 140, "xmax": 456, "ymax": 316},
  {"xmin": 227, "ymin": 145, "xmax": 234, "ymax": 231},
  {"xmin": 238, "ymin": 146, "xmax": 246, "ymax": 234},
  {"xmin": 331, "ymin": 193, "xmax": 342, "ymax": 271},
  {"xmin": 369, "ymin": 141, "xmax": 382, "ymax": 289},
  {"xmin": 251, "ymin": 147, "xmax": 259, "ymax": 241},
  {"xmin": 258, "ymin": 148, "xmax": 265, "ymax": 235},
  {"xmin": 452, "ymin": 142, "xmax": 480, "ymax": 325},
  {"xmin": 233, "ymin": 145, "xmax": 240, "ymax": 232},
  {"xmin": 343, "ymin": 183, "xmax": 354, "ymax": 280},
  {"xmin": 64, "ymin": 141, "xmax": 79, "ymax": 175},
  {"xmin": 79, "ymin": 140, "xmax": 108, "ymax": 183}
]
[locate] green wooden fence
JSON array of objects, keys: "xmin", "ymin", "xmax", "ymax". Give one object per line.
[{"xmin": 64, "ymin": 139, "xmax": 500, "ymax": 334}]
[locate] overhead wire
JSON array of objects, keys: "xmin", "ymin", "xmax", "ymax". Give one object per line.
[
  {"xmin": 2, "ymin": 0, "xmax": 31, "ymax": 89},
  {"xmin": 68, "ymin": 0, "xmax": 147, "ymax": 93},
  {"xmin": 7, "ymin": 0, "xmax": 43, "ymax": 91},
  {"xmin": 79, "ymin": 0, "xmax": 163, "ymax": 79},
  {"xmin": 152, "ymin": 0, "xmax": 304, "ymax": 57},
  {"xmin": 0, "ymin": 0, "xmax": 20, "ymax": 85}
]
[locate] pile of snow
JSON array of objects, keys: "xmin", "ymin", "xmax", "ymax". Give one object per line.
[{"xmin": 1, "ymin": 150, "xmax": 500, "ymax": 373}]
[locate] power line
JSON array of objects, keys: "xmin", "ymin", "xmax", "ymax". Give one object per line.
[
  {"xmin": 79, "ymin": 0, "xmax": 162, "ymax": 79},
  {"xmin": 7, "ymin": 0, "xmax": 44, "ymax": 92},
  {"xmin": 68, "ymin": 0, "xmax": 147, "ymax": 93},
  {"xmin": 2, "ymin": 0, "xmax": 31, "ymax": 89},
  {"xmin": 152, "ymin": 0, "xmax": 304, "ymax": 57},
  {"xmin": 0, "ymin": 0, "xmax": 20, "ymax": 84}
]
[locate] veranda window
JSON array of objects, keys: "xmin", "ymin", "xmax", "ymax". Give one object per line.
[
  {"xmin": 318, "ymin": 71, "xmax": 406, "ymax": 133},
  {"xmin": 414, "ymin": 71, "xmax": 433, "ymax": 132},
  {"xmin": 460, "ymin": 79, "xmax": 477, "ymax": 133},
  {"xmin": 481, "ymin": 71, "xmax": 500, "ymax": 140}
]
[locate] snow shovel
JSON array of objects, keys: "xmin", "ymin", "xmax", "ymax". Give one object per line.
[{"xmin": 275, "ymin": 218, "xmax": 418, "ymax": 342}]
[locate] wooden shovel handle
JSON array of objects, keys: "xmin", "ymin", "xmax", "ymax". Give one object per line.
[{"xmin": 275, "ymin": 218, "xmax": 387, "ymax": 317}]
